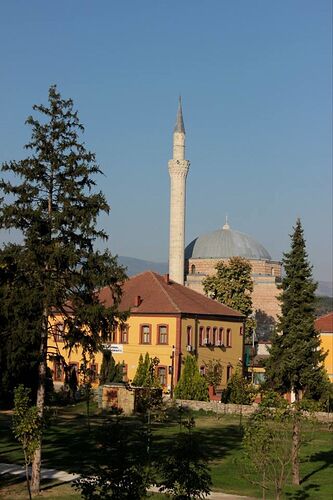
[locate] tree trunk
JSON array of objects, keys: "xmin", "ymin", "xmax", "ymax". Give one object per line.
[
  {"xmin": 23, "ymin": 450, "xmax": 32, "ymax": 500},
  {"xmin": 291, "ymin": 390, "xmax": 300, "ymax": 486},
  {"xmin": 30, "ymin": 311, "xmax": 48, "ymax": 495}
]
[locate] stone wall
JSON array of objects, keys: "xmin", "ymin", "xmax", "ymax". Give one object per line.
[
  {"xmin": 185, "ymin": 257, "xmax": 282, "ymax": 321},
  {"xmin": 174, "ymin": 399, "xmax": 333, "ymax": 423},
  {"xmin": 99, "ymin": 383, "xmax": 135, "ymax": 415}
]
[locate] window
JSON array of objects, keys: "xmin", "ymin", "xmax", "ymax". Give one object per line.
[
  {"xmin": 206, "ymin": 327, "xmax": 211, "ymax": 345},
  {"xmin": 212, "ymin": 327, "xmax": 217, "ymax": 346},
  {"xmin": 226, "ymin": 365, "xmax": 233, "ymax": 382},
  {"xmin": 186, "ymin": 326, "xmax": 192, "ymax": 346},
  {"xmin": 239, "ymin": 326, "xmax": 243, "ymax": 336},
  {"xmin": 53, "ymin": 322, "xmax": 64, "ymax": 342},
  {"xmin": 158, "ymin": 325, "xmax": 168, "ymax": 344},
  {"xmin": 219, "ymin": 328, "xmax": 224, "ymax": 346},
  {"xmin": 54, "ymin": 360, "xmax": 64, "ymax": 381},
  {"xmin": 120, "ymin": 325, "xmax": 128, "ymax": 344},
  {"xmin": 157, "ymin": 366, "xmax": 167, "ymax": 386},
  {"xmin": 226, "ymin": 328, "xmax": 232, "ymax": 347},
  {"xmin": 106, "ymin": 322, "xmax": 118, "ymax": 343},
  {"xmin": 191, "ymin": 264, "xmax": 196, "ymax": 274},
  {"xmin": 199, "ymin": 326, "xmax": 204, "ymax": 346},
  {"xmin": 140, "ymin": 324, "xmax": 151, "ymax": 344},
  {"xmin": 200, "ymin": 365, "xmax": 206, "ymax": 376},
  {"xmin": 90, "ymin": 363, "xmax": 98, "ymax": 382}
]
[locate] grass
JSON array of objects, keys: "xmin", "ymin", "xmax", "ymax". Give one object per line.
[{"xmin": 0, "ymin": 402, "xmax": 332, "ymax": 499}]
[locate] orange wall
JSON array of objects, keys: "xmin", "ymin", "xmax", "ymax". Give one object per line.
[{"xmin": 48, "ymin": 313, "xmax": 244, "ymax": 391}]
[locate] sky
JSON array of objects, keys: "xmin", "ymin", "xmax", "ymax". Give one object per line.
[{"xmin": 0, "ymin": 1, "xmax": 332, "ymax": 281}]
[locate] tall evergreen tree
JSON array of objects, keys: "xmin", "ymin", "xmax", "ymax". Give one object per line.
[
  {"xmin": 99, "ymin": 350, "xmax": 124, "ymax": 385},
  {"xmin": 0, "ymin": 86, "xmax": 126, "ymax": 493},
  {"xmin": 265, "ymin": 219, "xmax": 327, "ymax": 485},
  {"xmin": 174, "ymin": 356, "xmax": 209, "ymax": 401},
  {"xmin": 0, "ymin": 245, "xmax": 42, "ymax": 405}
]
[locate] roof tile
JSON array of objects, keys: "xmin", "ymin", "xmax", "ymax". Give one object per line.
[{"xmin": 98, "ymin": 271, "xmax": 243, "ymax": 318}]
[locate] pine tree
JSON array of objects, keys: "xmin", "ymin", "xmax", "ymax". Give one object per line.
[
  {"xmin": 0, "ymin": 86, "xmax": 126, "ymax": 493},
  {"xmin": 174, "ymin": 356, "xmax": 209, "ymax": 401},
  {"xmin": 133, "ymin": 354, "xmax": 145, "ymax": 386},
  {"xmin": 99, "ymin": 350, "xmax": 123, "ymax": 385},
  {"xmin": 265, "ymin": 219, "xmax": 327, "ymax": 485}
]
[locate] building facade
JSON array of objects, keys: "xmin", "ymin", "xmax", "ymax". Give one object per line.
[
  {"xmin": 48, "ymin": 271, "xmax": 245, "ymax": 392},
  {"xmin": 315, "ymin": 312, "xmax": 333, "ymax": 383}
]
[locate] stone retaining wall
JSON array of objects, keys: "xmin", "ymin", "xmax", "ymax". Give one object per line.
[{"xmin": 174, "ymin": 399, "xmax": 333, "ymax": 423}]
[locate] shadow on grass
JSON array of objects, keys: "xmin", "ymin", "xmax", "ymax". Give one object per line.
[
  {"xmin": 301, "ymin": 449, "xmax": 333, "ymax": 484},
  {"xmin": 151, "ymin": 422, "xmax": 243, "ymax": 464},
  {"xmin": 285, "ymin": 482, "xmax": 321, "ymax": 499}
]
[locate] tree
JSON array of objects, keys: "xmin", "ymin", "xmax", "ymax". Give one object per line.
[
  {"xmin": 265, "ymin": 219, "xmax": 327, "ymax": 485},
  {"xmin": 158, "ymin": 417, "xmax": 212, "ymax": 499},
  {"xmin": 132, "ymin": 352, "xmax": 160, "ymax": 388},
  {"xmin": 132, "ymin": 353, "xmax": 148, "ymax": 386},
  {"xmin": 99, "ymin": 350, "xmax": 124, "ymax": 385},
  {"xmin": 73, "ymin": 418, "xmax": 151, "ymax": 499},
  {"xmin": 203, "ymin": 359, "xmax": 222, "ymax": 391},
  {"xmin": 174, "ymin": 356, "xmax": 209, "ymax": 401},
  {"xmin": 0, "ymin": 86, "xmax": 126, "ymax": 493},
  {"xmin": 241, "ymin": 403, "xmax": 293, "ymax": 500},
  {"xmin": 0, "ymin": 246, "xmax": 42, "ymax": 405},
  {"xmin": 203, "ymin": 256, "xmax": 253, "ymax": 336},
  {"xmin": 12, "ymin": 386, "xmax": 43, "ymax": 500},
  {"xmin": 221, "ymin": 369, "xmax": 256, "ymax": 405}
]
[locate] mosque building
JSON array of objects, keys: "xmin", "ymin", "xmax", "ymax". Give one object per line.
[{"xmin": 168, "ymin": 100, "xmax": 282, "ymax": 328}]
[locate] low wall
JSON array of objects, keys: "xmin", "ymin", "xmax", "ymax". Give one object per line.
[{"xmin": 174, "ymin": 399, "xmax": 333, "ymax": 423}]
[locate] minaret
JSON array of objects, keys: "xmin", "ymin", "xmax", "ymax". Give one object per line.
[{"xmin": 168, "ymin": 97, "xmax": 190, "ymax": 284}]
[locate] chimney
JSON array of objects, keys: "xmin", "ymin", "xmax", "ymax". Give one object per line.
[
  {"xmin": 134, "ymin": 295, "xmax": 142, "ymax": 307},
  {"xmin": 164, "ymin": 274, "xmax": 170, "ymax": 284}
]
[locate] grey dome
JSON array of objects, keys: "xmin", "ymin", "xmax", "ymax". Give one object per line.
[{"xmin": 185, "ymin": 225, "xmax": 271, "ymax": 261}]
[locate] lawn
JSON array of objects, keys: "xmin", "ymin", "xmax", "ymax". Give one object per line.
[{"xmin": 0, "ymin": 403, "xmax": 332, "ymax": 499}]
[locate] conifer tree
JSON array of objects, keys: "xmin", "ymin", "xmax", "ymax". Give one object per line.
[
  {"xmin": 133, "ymin": 354, "xmax": 145, "ymax": 386},
  {"xmin": 265, "ymin": 219, "xmax": 327, "ymax": 485},
  {"xmin": 99, "ymin": 350, "xmax": 123, "ymax": 385},
  {"xmin": 0, "ymin": 86, "xmax": 126, "ymax": 493},
  {"xmin": 174, "ymin": 356, "xmax": 209, "ymax": 401}
]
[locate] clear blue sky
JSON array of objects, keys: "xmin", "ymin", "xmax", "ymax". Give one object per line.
[{"xmin": 0, "ymin": 1, "xmax": 332, "ymax": 281}]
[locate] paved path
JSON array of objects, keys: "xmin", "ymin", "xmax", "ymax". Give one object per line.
[
  {"xmin": 0, "ymin": 463, "xmax": 79, "ymax": 482},
  {"xmin": 0, "ymin": 463, "xmax": 253, "ymax": 499}
]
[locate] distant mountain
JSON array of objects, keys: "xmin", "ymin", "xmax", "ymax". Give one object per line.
[
  {"xmin": 118, "ymin": 256, "xmax": 333, "ymax": 298},
  {"xmin": 316, "ymin": 281, "xmax": 333, "ymax": 298},
  {"xmin": 118, "ymin": 256, "xmax": 168, "ymax": 276}
]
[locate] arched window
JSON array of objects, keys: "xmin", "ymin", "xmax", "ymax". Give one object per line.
[
  {"xmin": 191, "ymin": 264, "xmax": 196, "ymax": 274},
  {"xmin": 212, "ymin": 327, "xmax": 217, "ymax": 345},
  {"xmin": 157, "ymin": 366, "xmax": 167, "ymax": 386},
  {"xmin": 187, "ymin": 326, "xmax": 192, "ymax": 346},
  {"xmin": 219, "ymin": 328, "xmax": 224, "ymax": 346},
  {"xmin": 226, "ymin": 329, "xmax": 232, "ymax": 347},
  {"xmin": 206, "ymin": 327, "xmax": 211, "ymax": 344},
  {"xmin": 140, "ymin": 324, "xmax": 151, "ymax": 344},
  {"xmin": 199, "ymin": 326, "xmax": 204, "ymax": 346},
  {"xmin": 158, "ymin": 325, "xmax": 168, "ymax": 344}
]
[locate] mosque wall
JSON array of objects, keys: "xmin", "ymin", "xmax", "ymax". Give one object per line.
[{"xmin": 185, "ymin": 258, "xmax": 282, "ymax": 322}]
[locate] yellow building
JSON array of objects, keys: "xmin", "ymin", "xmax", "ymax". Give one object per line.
[
  {"xmin": 48, "ymin": 271, "xmax": 245, "ymax": 392},
  {"xmin": 315, "ymin": 312, "xmax": 333, "ymax": 383}
]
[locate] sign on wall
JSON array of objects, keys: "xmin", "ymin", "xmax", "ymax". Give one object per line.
[{"xmin": 102, "ymin": 343, "xmax": 124, "ymax": 353}]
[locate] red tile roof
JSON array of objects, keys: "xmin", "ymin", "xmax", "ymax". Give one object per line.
[
  {"xmin": 98, "ymin": 271, "xmax": 243, "ymax": 318},
  {"xmin": 315, "ymin": 312, "xmax": 333, "ymax": 333}
]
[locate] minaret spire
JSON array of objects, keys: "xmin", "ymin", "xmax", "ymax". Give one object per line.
[
  {"xmin": 168, "ymin": 98, "xmax": 190, "ymax": 285},
  {"xmin": 174, "ymin": 96, "xmax": 185, "ymax": 133}
]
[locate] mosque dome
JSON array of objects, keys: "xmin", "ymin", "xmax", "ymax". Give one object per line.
[{"xmin": 185, "ymin": 221, "xmax": 272, "ymax": 261}]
